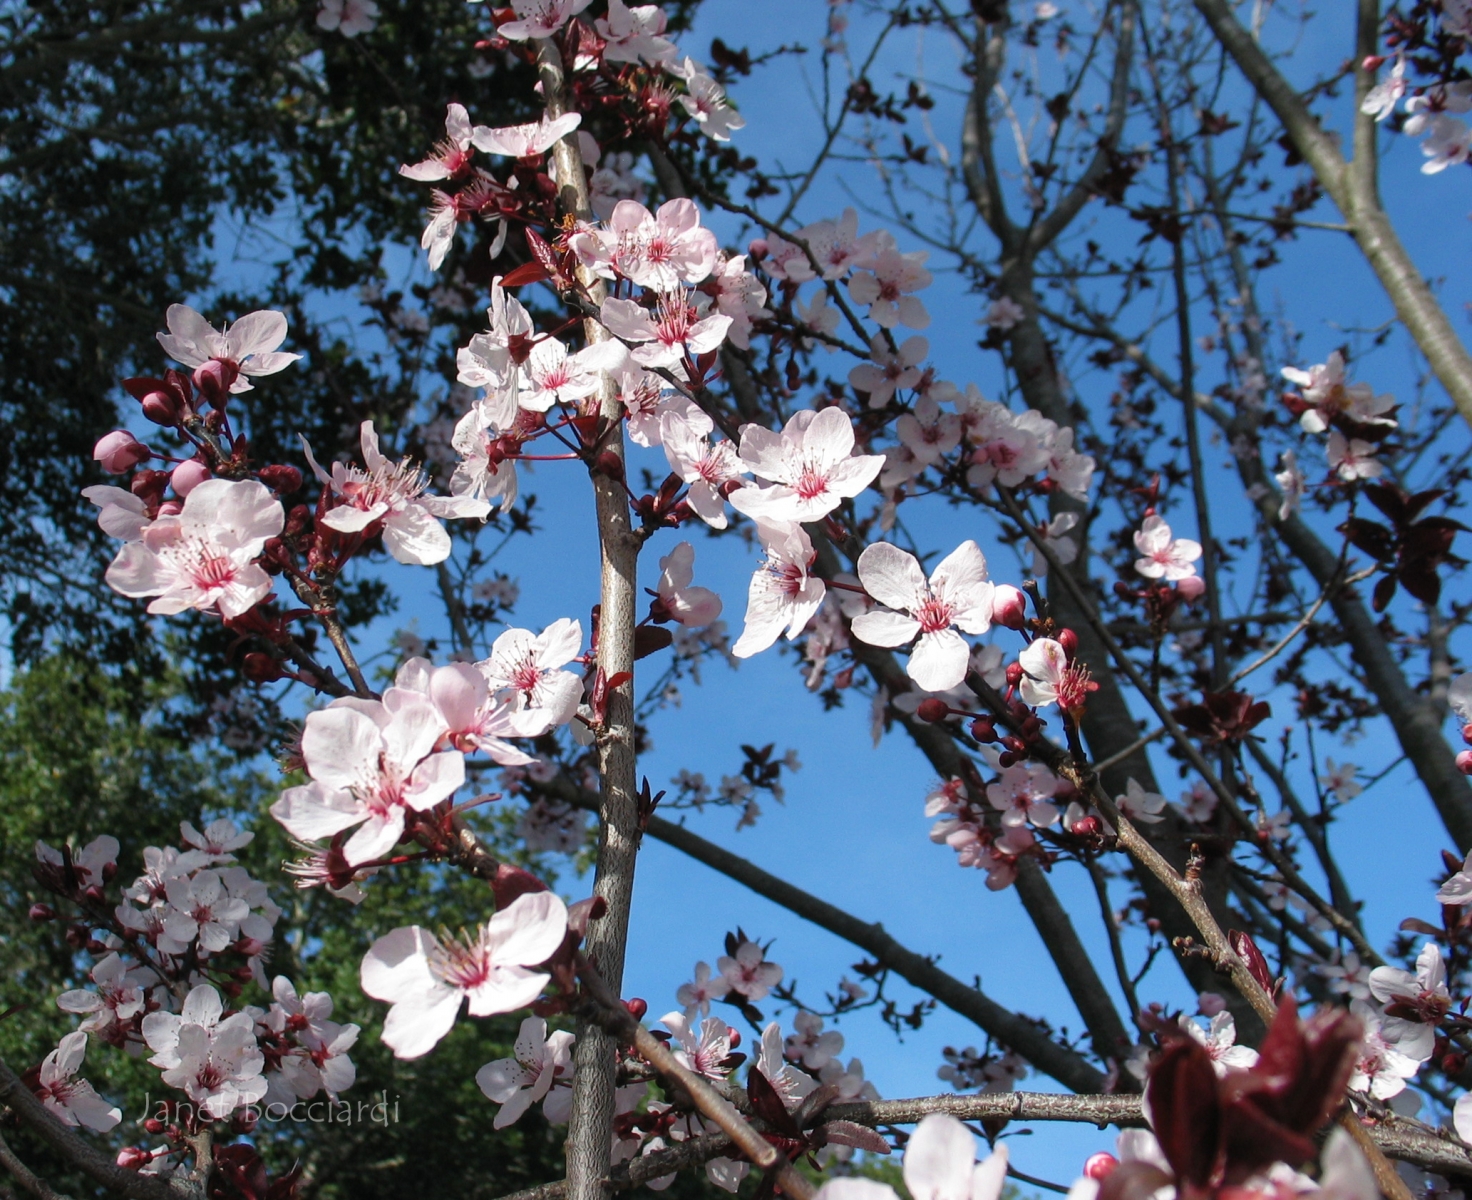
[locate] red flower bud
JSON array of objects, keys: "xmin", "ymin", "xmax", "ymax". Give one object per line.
[
  {"xmin": 28, "ymin": 903, "xmax": 55, "ymax": 921},
  {"xmin": 1084, "ymin": 1153, "xmax": 1119, "ymax": 1181},
  {"xmin": 94, "ymin": 430, "xmax": 151, "ymax": 474},
  {"xmin": 192, "ymin": 359, "xmax": 239, "ymax": 409},
  {"xmin": 141, "ymin": 389, "xmax": 185, "ymax": 426},
  {"xmin": 1458, "ymin": 750, "xmax": 1472, "ymax": 776},
  {"xmin": 969, "ymin": 717, "xmax": 998, "ymax": 742},
  {"xmin": 916, "ymin": 698, "xmax": 951, "ymax": 723},
  {"xmin": 259, "ymin": 464, "xmax": 303, "ymax": 494},
  {"xmin": 1072, "ymin": 815, "xmax": 1101, "ymax": 838},
  {"xmin": 1056, "ymin": 628, "xmax": 1079, "ymax": 656},
  {"xmin": 1005, "ymin": 662, "xmax": 1024, "ymax": 686},
  {"xmin": 623, "ymin": 997, "xmax": 648, "ymax": 1020},
  {"xmin": 131, "ymin": 469, "xmax": 170, "ymax": 503},
  {"xmin": 991, "ymin": 584, "xmax": 1027, "ymax": 630},
  {"xmin": 748, "ymin": 238, "xmax": 769, "ymax": 260},
  {"xmin": 595, "ymin": 451, "xmax": 625, "ymax": 482},
  {"xmin": 119, "ymin": 1145, "xmax": 154, "ymax": 1168},
  {"xmin": 142, "ymin": 1118, "xmax": 166, "ymax": 1136},
  {"xmin": 1462, "ymin": 723, "xmax": 1472, "ymax": 746}
]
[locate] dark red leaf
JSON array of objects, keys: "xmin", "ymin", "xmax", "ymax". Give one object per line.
[
  {"xmin": 1372, "ymin": 572, "xmax": 1399, "ymax": 613},
  {"xmin": 1146, "ymin": 1039, "xmax": 1223, "ymax": 1188},
  {"xmin": 633, "ymin": 626, "xmax": 674, "ymax": 660},
  {"xmin": 1229, "ymin": 929, "xmax": 1274, "ymax": 995},
  {"xmin": 499, "ymin": 259, "xmax": 551, "ymax": 287}
]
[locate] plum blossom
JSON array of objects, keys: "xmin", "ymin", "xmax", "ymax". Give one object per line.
[
  {"xmin": 580, "ymin": 199, "xmax": 719, "ymax": 291},
  {"xmin": 705, "ymin": 253, "xmax": 769, "ymax": 349},
  {"xmin": 727, "ymin": 407, "xmax": 885, "ymax": 524},
  {"xmin": 733, "ymin": 521, "xmax": 830, "ymax": 662},
  {"xmin": 663, "ymin": 1011, "xmax": 734, "ymax": 1081},
  {"xmin": 476, "ymin": 1016, "xmax": 575, "ymax": 1127},
  {"xmin": 847, "ymin": 247, "xmax": 932, "ymax": 329},
  {"xmin": 316, "ymin": 0, "xmax": 378, "ymax": 35},
  {"xmin": 1316, "ymin": 952, "xmax": 1373, "ymax": 1001},
  {"xmin": 785, "ymin": 1011, "xmax": 844, "ymax": 1071},
  {"xmin": 897, "ymin": 397, "xmax": 961, "ymax": 468},
  {"xmin": 1437, "ymin": 846, "xmax": 1472, "ymax": 905},
  {"xmin": 964, "ymin": 403, "xmax": 1052, "ymax": 490},
  {"xmin": 1361, "ymin": 54, "xmax": 1406, "ymax": 122},
  {"xmin": 655, "ymin": 542, "xmax": 723, "ymax": 628},
  {"xmin": 306, "ymin": 421, "xmax": 490, "ymax": 566},
  {"xmin": 1275, "ymin": 449, "xmax": 1306, "ymax": 521},
  {"xmin": 661, "ymin": 413, "xmax": 745, "ymax": 529},
  {"xmin": 450, "ymin": 404, "xmax": 522, "ymax": 513},
  {"xmin": 82, "ymin": 485, "xmax": 152, "ymax": 541},
  {"xmin": 848, "ymin": 334, "xmax": 927, "ymax": 408},
  {"xmin": 753, "ymin": 1022, "xmax": 817, "ymax": 1109},
  {"xmin": 497, "ymin": 0, "xmax": 592, "ymax": 40},
  {"xmin": 1030, "ymin": 512, "xmax": 1079, "ymax": 577},
  {"xmin": 986, "ymin": 763, "xmax": 1060, "ymax": 828},
  {"xmin": 1327, "ymin": 431, "xmax": 1381, "ymax": 482},
  {"xmin": 1281, "ymin": 352, "xmax": 1396, "ymax": 433},
  {"xmin": 1133, "ymin": 515, "xmax": 1202, "ymax": 582},
  {"xmin": 1405, "ymin": 86, "xmax": 1472, "ymax": 172},
  {"xmin": 671, "ymin": 58, "xmax": 746, "ymax": 142},
  {"xmin": 480, "ymin": 618, "xmax": 585, "ymax": 728},
  {"xmin": 400, "ymin": 104, "xmax": 478, "ymax": 181},
  {"xmin": 517, "ymin": 337, "xmax": 626, "ymax": 413},
  {"xmin": 1368, "ymin": 942, "xmax": 1449, "ymax": 1061},
  {"xmin": 35, "ymin": 835, "xmax": 118, "ymax": 890},
  {"xmin": 142, "ymin": 986, "xmax": 268, "ymax": 1120},
  {"xmin": 35, "ymin": 1033, "xmax": 121, "ymax": 1131},
  {"xmin": 1116, "ymin": 778, "xmax": 1167, "ymax": 824},
  {"xmin": 676, "ymin": 961, "xmax": 731, "ymax": 1016},
  {"xmin": 103, "ymin": 479, "xmax": 282, "ymax": 619},
  {"xmin": 1348, "ymin": 1001, "xmax": 1424, "ymax": 1099},
  {"xmin": 1017, "ymin": 638, "xmax": 1095, "ymax": 715},
  {"xmin": 1323, "ymin": 758, "xmax": 1362, "ymax": 802},
  {"xmin": 717, "ymin": 940, "xmax": 782, "ymax": 1001},
  {"xmin": 1181, "ymin": 1012, "xmax": 1259, "ymax": 1076},
  {"xmin": 983, "ymin": 296, "xmax": 1025, "ymax": 331},
  {"xmin": 1178, "ymin": 780, "xmax": 1217, "ymax": 823},
  {"xmin": 793, "ymin": 209, "xmax": 877, "ymax": 281},
  {"xmin": 472, "ymin": 113, "xmax": 581, "ymax": 159},
  {"xmin": 180, "ymin": 818, "xmax": 253, "ymax": 862},
  {"xmin": 58, "ymin": 953, "xmax": 146, "ymax": 1033},
  {"xmin": 360, "ymin": 891, "xmax": 568, "ymax": 1058},
  {"xmin": 796, "ymin": 288, "xmax": 840, "ymax": 346},
  {"xmin": 901, "ymin": 1112, "xmax": 1009, "ymax": 1200},
  {"xmin": 269, "ymin": 694, "xmax": 465, "ymax": 866},
  {"xmin": 156, "ymin": 305, "xmax": 301, "ymax": 393},
  {"xmin": 599, "ymin": 291, "xmax": 730, "ymax": 370},
  {"xmin": 596, "ymin": 0, "xmax": 676, "ymax": 63},
  {"xmin": 850, "ymin": 542, "xmax": 995, "ymax": 692},
  {"xmin": 158, "ymin": 869, "xmax": 251, "ymax": 954},
  {"xmin": 393, "ymin": 658, "xmax": 542, "ymax": 763}
]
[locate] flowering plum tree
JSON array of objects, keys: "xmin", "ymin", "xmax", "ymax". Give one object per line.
[{"xmin": 18, "ymin": 3, "xmax": 1472, "ymax": 1200}]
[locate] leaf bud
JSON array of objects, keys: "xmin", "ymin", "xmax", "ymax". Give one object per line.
[{"xmin": 259, "ymin": 464, "xmax": 303, "ymax": 494}]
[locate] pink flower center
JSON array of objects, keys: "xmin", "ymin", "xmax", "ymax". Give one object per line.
[
  {"xmin": 509, "ymin": 655, "xmax": 544, "ymax": 695},
  {"xmin": 793, "ymin": 465, "xmax": 829, "ymax": 500},
  {"xmin": 913, "ymin": 596, "xmax": 954, "ymax": 634},
  {"xmin": 428, "ymin": 931, "xmax": 495, "ymax": 992},
  {"xmin": 655, "ymin": 294, "xmax": 695, "ymax": 347}
]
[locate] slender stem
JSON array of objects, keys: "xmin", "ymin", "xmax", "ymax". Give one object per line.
[{"xmin": 535, "ymin": 37, "xmax": 644, "ymax": 1200}]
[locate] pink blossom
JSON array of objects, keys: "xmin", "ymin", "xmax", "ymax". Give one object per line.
[
  {"xmin": 1347, "ymin": 1001, "xmax": 1424, "ymax": 1099},
  {"xmin": 450, "ymin": 404, "xmax": 522, "ymax": 513},
  {"xmin": 156, "ymin": 305, "xmax": 300, "ymax": 394},
  {"xmin": 965, "ymin": 404, "xmax": 1052, "ymax": 489},
  {"xmin": 104, "ymin": 479, "xmax": 281, "ymax": 619},
  {"xmin": 180, "ymin": 818, "xmax": 253, "ymax": 862},
  {"xmin": 497, "ymin": 0, "xmax": 592, "ymax": 40},
  {"xmin": 1132, "ymin": 514, "xmax": 1202, "ymax": 581},
  {"xmin": 35, "ymin": 834, "xmax": 118, "ymax": 890},
  {"xmin": 1280, "ymin": 352, "xmax": 1396, "ymax": 433},
  {"xmin": 35, "ymin": 1034, "xmax": 121, "ymax": 1131},
  {"xmin": 472, "ymin": 112, "xmax": 582, "ymax": 159},
  {"xmin": 846, "ymin": 248, "xmax": 932, "ymax": 329},
  {"xmin": 317, "ymin": 0, "xmax": 379, "ymax": 35},
  {"xmin": 896, "ymin": 397, "xmax": 961, "ymax": 466},
  {"xmin": 793, "ymin": 209, "xmax": 877, "ymax": 281},
  {"xmin": 1116, "ymin": 778, "xmax": 1166, "ymax": 824},
  {"xmin": 1030, "ymin": 512, "xmax": 1079, "ymax": 578},
  {"xmin": 391, "ymin": 658, "xmax": 543, "ymax": 763},
  {"xmin": 1327, "ymin": 430, "xmax": 1381, "ymax": 482},
  {"xmin": 706, "ymin": 253, "xmax": 769, "ymax": 349},
  {"xmin": 94, "ymin": 430, "xmax": 150, "ymax": 474},
  {"xmin": 1275, "ymin": 449, "xmax": 1305, "ymax": 520},
  {"xmin": 142, "ymin": 985, "xmax": 267, "ymax": 1120},
  {"xmin": 983, "ymin": 297, "xmax": 1025, "ymax": 331},
  {"xmin": 986, "ymin": 763, "xmax": 1060, "ymax": 829},
  {"xmin": 476, "ymin": 1016, "xmax": 575, "ymax": 1128},
  {"xmin": 753, "ymin": 1022, "xmax": 816, "ymax": 1109},
  {"xmin": 784, "ymin": 1011, "xmax": 844, "ymax": 1071},
  {"xmin": 1180, "ymin": 1013, "xmax": 1258, "ymax": 1076},
  {"xmin": 850, "ymin": 541, "xmax": 995, "ymax": 693},
  {"xmin": 676, "ymin": 961, "xmax": 731, "ymax": 1016},
  {"xmin": 596, "ymin": 0, "xmax": 676, "ymax": 64},
  {"xmin": 400, "ymin": 104, "xmax": 479, "ymax": 182},
  {"xmin": 731, "ymin": 520, "xmax": 827, "ymax": 658},
  {"xmin": 662, "ymin": 1011, "xmax": 734, "ymax": 1080},
  {"xmin": 580, "ymin": 199, "xmax": 719, "ymax": 291},
  {"xmin": 1045, "ymin": 426, "xmax": 1096, "ymax": 499},
  {"xmin": 58, "ymin": 953, "xmax": 146, "ymax": 1033},
  {"xmin": 1017, "ymin": 638, "xmax": 1093, "ymax": 713},
  {"xmin": 305, "ymin": 421, "xmax": 490, "ymax": 566},
  {"xmin": 480, "ymin": 618, "xmax": 585, "ymax": 728},
  {"xmin": 1368, "ymin": 942, "xmax": 1447, "ymax": 1062},
  {"xmin": 656, "ymin": 542, "xmax": 723, "ymax": 627},
  {"xmin": 360, "ymin": 891, "xmax": 568, "ymax": 1058},
  {"xmin": 717, "ymin": 940, "xmax": 782, "ymax": 1001},
  {"xmin": 599, "ymin": 291, "xmax": 730, "ymax": 370},
  {"xmin": 848, "ymin": 334, "xmax": 927, "ymax": 408},
  {"xmin": 1178, "ymin": 780, "xmax": 1217, "ymax": 823},
  {"xmin": 671, "ymin": 58, "xmax": 746, "ymax": 142},
  {"xmin": 660, "ymin": 413, "xmax": 745, "ymax": 528},
  {"xmin": 269, "ymin": 694, "xmax": 465, "ymax": 866},
  {"xmin": 517, "ymin": 336, "xmax": 626, "ymax": 413},
  {"xmin": 727, "ymin": 407, "xmax": 885, "ymax": 524},
  {"xmin": 1360, "ymin": 54, "xmax": 1406, "ymax": 122}
]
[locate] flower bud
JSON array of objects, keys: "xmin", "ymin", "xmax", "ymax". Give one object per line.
[
  {"xmin": 727, "ymin": 1028, "xmax": 741, "ymax": 1048},
  {"xmin": 131, "ymin": 469, "xmax": 170, "ymax": 503},
  {"xmin": 83, "ymin": 884, "xmax": 106, "ymax": 905},
  {"xmin": 259, "ymin": 464, "xmax": 303, "ymax": 495},
  {"xmin": 1005, "ymin": 662, "xmax": 1024, "ymax": 686},
  {"xmin": 119, "ymin": 1146, "xmax": 153, "ymax": 1169},
  {"xmin": 157, "ymin": 500, "xmax": 183, "ymax": 518},
  {"xmin": 969, "ymin": 717, "xmax": 997, "ymax": 743},
  {"xmin": 141, "ymin": 389, "xmax": 185, "ymax": 426},
  {"xmin": 1457, "ymin": 750, "xmax": 1472, "ymax": 776},
  {"xmin": 916, "ymin": 698, "xmax": 951, "ymax": 723},
  {"xmin": 142, "ymin": 1118, "xmax": 166, "ymax": 1135},
  {"xmin": 991, "ymin": 584, "xmax": 1027, "ymax": 630},
  {"xmin": 748, "ymin": 238, "xmax": 769, "ymax": 260},
  {"xmin": 595, "ymin": 451, "xmax": 625, "ymax": 483},
  {"xmin": 193, "ymin": 359, "xmax": 239, "ymax": 409},
  {"xmin": 1056, "ymin": 628, "xmax": 1078, "ymax": 656},
  {"xmin": 997, "ymin": 750, "xmax": 1019, "ymax": 768},
  {"xmin": 1071, "ymin": 815, "xmax": 1101, "ymax": 838},
  {"xmin": 94, "ymin": 430, "xmax": 151, "ymax": 474},
  {"xmin": 1176, "ymin": 574, "xmax": 1206, "ymax": 602},
  {"xmin": 171, "ymin": 459, "xmax": 211, "ymax": 497},
  {"xmin": 28, "ymin": 903, "xmax": 55, "ymax": 922},
  {"xmin": 243, "ymin": 653, "xmax": 285, "ymax": 684},
  {"xmin": 1083, "ymin": 1153, "xmax": 1118, "ymax": 1181},
  {"xmin": 1462, "ymin": 723, "xmax": 1472, "ymax": 746},
  {"xmin": 623, "ymin": 997, "xmax": 648, "ymax": 1020}
]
